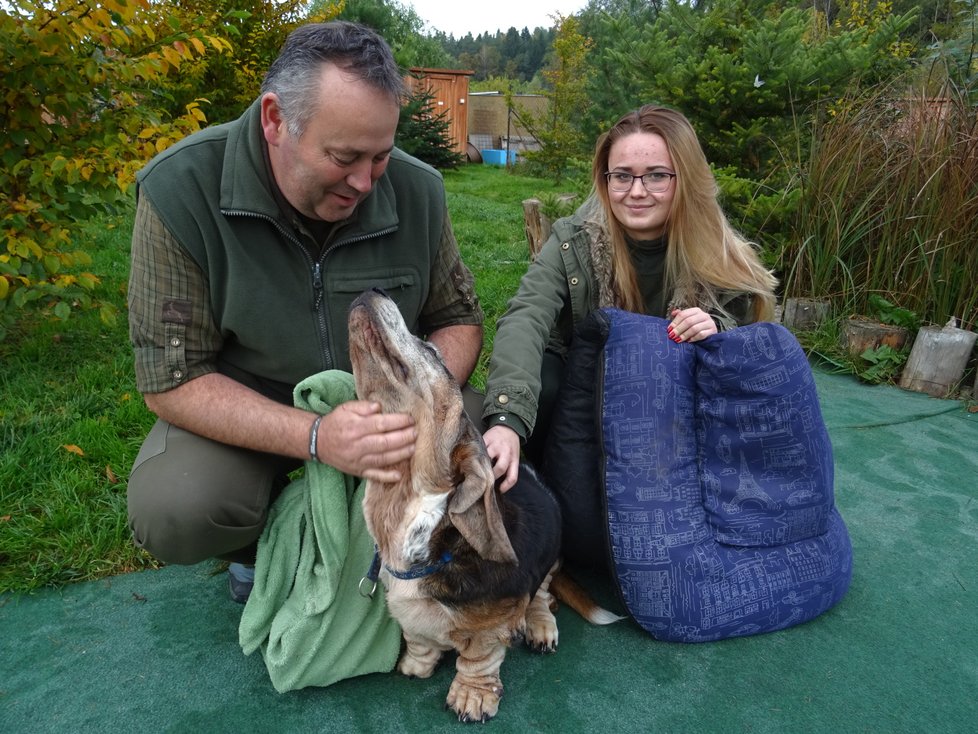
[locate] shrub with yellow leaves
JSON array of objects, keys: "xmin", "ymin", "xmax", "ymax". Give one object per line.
[{"xmin": 0, "ymin": 0, "xmax": 233, "ymax": 340}]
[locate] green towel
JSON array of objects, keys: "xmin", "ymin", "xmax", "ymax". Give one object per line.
[{"xmin": 238, "ymin": 369, "xmax": 401, "ymax": 693}]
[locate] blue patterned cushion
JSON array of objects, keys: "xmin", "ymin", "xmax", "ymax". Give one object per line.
[{"xmin": 546, "ymin": 309, "xmax": 852, "ymax": 642}]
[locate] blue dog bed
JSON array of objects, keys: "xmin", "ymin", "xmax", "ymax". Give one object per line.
[{"xmin": 543, "ymin": 309, "xmax": 852, "ymax": 642}]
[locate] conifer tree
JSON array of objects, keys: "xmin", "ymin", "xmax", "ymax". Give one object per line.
[{"xmin": 396, "ymin": 86, "xmax": 464, "ymax": 170}]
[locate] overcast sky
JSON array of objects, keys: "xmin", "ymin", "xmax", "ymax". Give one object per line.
[{"xmin": 405, "ymin": 0, "xmax": 588, "ymax": 38}]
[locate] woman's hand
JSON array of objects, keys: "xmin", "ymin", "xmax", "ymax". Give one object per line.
[
  {"xmin": 668, "ymin": 307, "xmax": 718, "ymax": 343},
  {"xmin": 483, "ymin": 424, "xmax": 521, "ymax": 493}
]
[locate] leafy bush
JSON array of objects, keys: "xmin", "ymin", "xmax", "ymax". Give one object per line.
[
  {"xmin": 867, "ymin": 294, "xmax": 920, "ymax": 332},
  {"xmin": 0, "ymin": 1, "xmax": 233, "ymax": 341},
  {"xmin": 158, "ymin": 0, "xmax": 333, "ymax": 126},
  {"xmin": 856, "ymin": 344, "xmax": 908, "ymax": 384},
  {"xmin": 512, "ymin": 15, "xmax": 593, "ymax": 183}
]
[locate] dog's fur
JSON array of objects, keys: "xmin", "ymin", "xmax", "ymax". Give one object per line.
[{"xmin": 348, "ymin": 289, "xmax": 616, "ymax": 722}]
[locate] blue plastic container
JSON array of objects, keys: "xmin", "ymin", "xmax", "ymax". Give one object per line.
[{"xmin": 481, "ymin": 149, "xmax": 516, "ymax": 166}]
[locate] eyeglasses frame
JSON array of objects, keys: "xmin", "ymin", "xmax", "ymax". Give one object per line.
[{"xmin": 604, "ymin": 170, "xmax": 677, "ymax": 193}]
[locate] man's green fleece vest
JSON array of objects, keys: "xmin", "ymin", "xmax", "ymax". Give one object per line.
[{"xmin": 137, "ymin": 100, "xmax": 447, "ymax": 402}]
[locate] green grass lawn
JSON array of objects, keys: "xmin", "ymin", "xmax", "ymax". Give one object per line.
[{"xmin": 0, "ymin": 163, "xmax": 568, "ymax": 594}]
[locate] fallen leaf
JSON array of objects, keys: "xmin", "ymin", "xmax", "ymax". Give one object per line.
[
  {"xmin": 63, "ymin": 444, "xmax": 85, "ymax": 456},
  {"xmin": 968, "ymin": 405, "xmax": 978, "ymax": 414},
  {"xmin": 1, "ymin": 515, "xmax": 11, "ymax": 522}
]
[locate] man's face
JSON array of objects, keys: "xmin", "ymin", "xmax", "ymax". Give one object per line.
[{"xmin": 261, "ymin": 64, "xmax": 400, "ymax": 222}]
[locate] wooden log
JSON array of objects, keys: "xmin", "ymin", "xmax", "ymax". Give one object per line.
[
  {"xmin": 522, "ymin": 198, "xmax": 551, "ymax": 260},
  {"xmin": 898, "ymin": 325, "xmax": 978, "ymax": 398},
  {"xmin": 841, "ymin": 318, "xmax": 910, "ymax": 358},
  {"xmin": 523, "ymin": 194, "xmax": 577, "ymax": 260},
  {"xmin": 782, "ymin": 298, "xmax": 830, "ymax": 332}
]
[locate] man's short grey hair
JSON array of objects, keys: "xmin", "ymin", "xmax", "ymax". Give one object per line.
[{"xmin": 261, "ymin": 21, "xmax": 406, "ymax": 138}]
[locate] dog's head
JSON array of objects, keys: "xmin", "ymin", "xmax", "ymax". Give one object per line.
[{"xmin": 348, "ymin": 289, "xmax": 516, "ymax": 564}]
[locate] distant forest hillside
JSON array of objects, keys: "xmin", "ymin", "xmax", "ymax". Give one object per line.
[
  {"xmin": 431, "ymin": 26, "xmax": 557, "ymax": 86},
  {"xmin": 412, "ymin": 0, "xmax": 961, "ymax": 89}
]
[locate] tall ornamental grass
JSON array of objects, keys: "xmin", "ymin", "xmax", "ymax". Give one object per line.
[{"xmin": 782, "ymin": 77, "xmax": 978, "ymax": 329}]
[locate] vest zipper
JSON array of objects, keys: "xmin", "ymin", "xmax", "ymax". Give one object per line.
[
  {"xmin": 223, "ymin": 209, "xmax": 397, "ymax": 372},
  {"xmin": 223, "ymin": 208, "xmax": 332, "ymax": 367},
  {"xmin": 312, "ymin": 261, "xmax": 324, "ymax": 310},
  {"xmin": 312, "ymin": 227, "xmax": 396, "ymax": 367}
]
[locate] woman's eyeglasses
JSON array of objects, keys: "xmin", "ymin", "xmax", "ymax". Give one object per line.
[{"xmin": 604, "ymin": 170, "xmax": 676, "ymax": 193}]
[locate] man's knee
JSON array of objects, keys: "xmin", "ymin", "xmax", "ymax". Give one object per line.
[
  {"xmin": 126, "ymin": 420, "xmax": 282, "ymax": 564},
  {"xmin": 128, "ymin": 477, "xmax": 264, "ymax": 565}
]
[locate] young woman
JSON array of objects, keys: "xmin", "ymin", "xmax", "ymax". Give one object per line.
[{"xmin": 482, "ymin": 105, "xmax": 778, "ymax": 491}]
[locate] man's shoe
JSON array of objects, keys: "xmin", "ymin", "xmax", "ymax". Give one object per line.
[{"xmin": 227, "ymin": 562, "xmax": 255, "ymax": 604}]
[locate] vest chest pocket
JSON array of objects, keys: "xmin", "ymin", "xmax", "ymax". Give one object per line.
[{"xmin": 325, "ymin": 270, "xmax": 423, "ymax": 370}]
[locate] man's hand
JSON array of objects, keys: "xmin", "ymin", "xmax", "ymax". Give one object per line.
[
  {"xmin": 668, "ymin": 307, "xmax": 717, "ymax": 343},
  {"xmin": 142, "ymin": 373, "xmax": 415, "ymax": 481},
  {"xmin": 316, "ymin": 401, "xmax": 416, "ymax": 482},
  {"xmin": 483, "ymin": 424, "xmax": 521, "ymax": 492}
]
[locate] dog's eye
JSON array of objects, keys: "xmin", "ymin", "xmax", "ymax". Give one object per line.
[{"xmin": 423, "ymin": 341, "xmax": 443, "ymax": 360}]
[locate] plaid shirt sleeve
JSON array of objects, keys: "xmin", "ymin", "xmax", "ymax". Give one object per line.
[
  {"xmin": 127, "ymin": 195, "xmax": 222, "ymax": 394},
  {"xmin": 418, "ymin": 207, "xmax": 484, "ymax": 334}
]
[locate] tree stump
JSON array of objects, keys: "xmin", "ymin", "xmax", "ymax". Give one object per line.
[
  {"xmin": 782, "ymin": 298, "xmax": 830, "ymax": 332},
  {"xmin": 522, "ymin": 198, "xmax": 551, "ymax": 260},
  {"xmin": 841, "ymin": 318, "xmax": 910, "ymax": 358},
  {"xmin": 898, "ymin": 324, "xmax": 978, "ymax": 398},
  {"xmin": 523, "ymin": 194, "xmax": 578, "ymax": 260}
]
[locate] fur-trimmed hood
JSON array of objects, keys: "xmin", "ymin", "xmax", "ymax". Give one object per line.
[
  {"xmin": 578, "ymin": 210, "xmax": 732, "ymax": 320},
  {"xmin": 581, "ymin": 218, "xmax": 619, "ymax": 310}
]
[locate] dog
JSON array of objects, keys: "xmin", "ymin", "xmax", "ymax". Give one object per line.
[{"xmin": 348, "ymin": 288, "xmax": 618, "ymax": 722}]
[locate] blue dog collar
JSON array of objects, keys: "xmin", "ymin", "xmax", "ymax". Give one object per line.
[
  {"xmin": 385, "ymin": 549, "xmax": 453, "ymax": 580},
  {"xmin": 359, "ymin": 546, "xmax": 453, "ymax": 597}
]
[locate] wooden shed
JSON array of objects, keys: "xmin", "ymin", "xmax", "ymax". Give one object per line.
[{"xmin": 405, "ymin": 67, "xmax": 474, "ymax": 156}]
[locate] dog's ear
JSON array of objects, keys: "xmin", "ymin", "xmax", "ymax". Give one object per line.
[{"xmin": 447, "ymin": 424, "xmax": 518, "ymax": 564}]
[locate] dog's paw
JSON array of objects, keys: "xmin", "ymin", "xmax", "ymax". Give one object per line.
[
  {"xmin": 524, "ymin": 609, "xmax": 558, "ymax": 653},
  {"xmin": 509, "ymin": 624, "xmax": 526, "ymax": 646},
  {"xmin": 397, "ymin": 646, "xmax": 442, "ymax": 679},
  {"xmin": 526, "ymin": 638, "xmax": 557, "ymax": 654},
  {"xmin": 446, "ymin": 677, "xmax": 502, "ymax": 722}
]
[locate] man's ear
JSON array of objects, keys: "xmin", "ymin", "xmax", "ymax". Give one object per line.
[
  {"xmin": 447, "ymin": 424, "xmax": 517, "ymax": 564},
  {"xmin": 260, "ymin": 93, "xmax": 287, "ymax": 146}
]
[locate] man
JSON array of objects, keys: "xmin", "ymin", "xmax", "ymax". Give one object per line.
[{"xmin": 127, "ymin": 21, "xmax": 483, "ymax": 602}]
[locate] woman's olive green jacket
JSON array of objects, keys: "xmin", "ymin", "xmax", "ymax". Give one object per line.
[{"xmin": 482, "ymin": 213, "xmax": 753, "ymax": 439}]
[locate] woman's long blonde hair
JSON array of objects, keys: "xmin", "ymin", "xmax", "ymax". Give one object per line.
[{"xmin": 582, "ymin": 105, "xmax": 777, "ymax": 320}]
